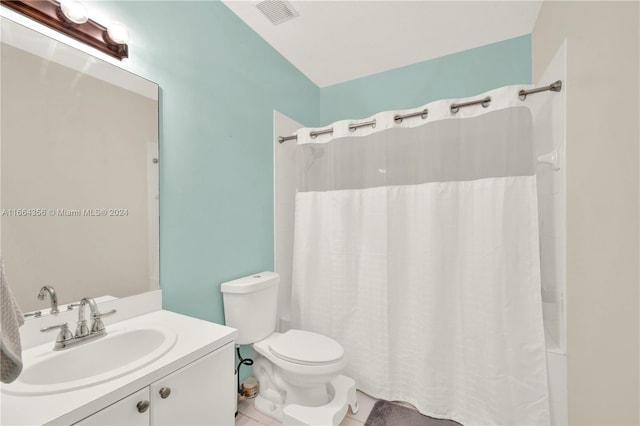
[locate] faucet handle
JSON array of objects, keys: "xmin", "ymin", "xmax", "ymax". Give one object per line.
[
  {"xmin": 40, "ymin": 322, "xmax": 73, "ymax": 343},
  {"xmin": 94, "ymin": 309, "xmax": 117, "ymax": 318},
  {"xmin": 90, "ymin": 309, "xmax": 116, "ymax": 333},
  {"xmin": 37, "ymin": 287, "xmax": 47, "ymax": 300}
]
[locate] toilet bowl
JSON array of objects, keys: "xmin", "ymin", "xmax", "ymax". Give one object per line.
[
  {"xmin": 257, "ymin": 330, "xmax": 346, "ymax": 383},
  {"xmin": 252, "ymin": 330, "xmax": 347, "ymax": 415},
  {"xmin": 221, "ymin": 272, "xmax": 356, "ymax": 424}
]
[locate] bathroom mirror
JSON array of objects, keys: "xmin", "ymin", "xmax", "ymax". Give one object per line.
[{"xmin": 0, "ymin": 16, "xmax": 159, "ymax": 314}]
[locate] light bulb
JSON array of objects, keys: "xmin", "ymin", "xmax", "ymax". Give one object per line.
[
  {"xmin": 60, "ymin": 0, "xmax": 88, "ymax": 25},
  {"xmin": 106, "ymin": 22, "xmax": 130, "ymax": 44}
]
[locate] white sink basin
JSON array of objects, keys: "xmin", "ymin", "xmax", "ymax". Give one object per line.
[{"xmin": 3, "ymin": 327, "xmax": 177, "ymax": 396}]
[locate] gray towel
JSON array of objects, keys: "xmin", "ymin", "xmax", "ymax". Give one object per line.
[{"xmin": 0, "ymin": 258, "xmax": 25, "ymax": 383}]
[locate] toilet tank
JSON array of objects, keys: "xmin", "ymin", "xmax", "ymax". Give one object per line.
[{"xmin": 220, "ymin": 271, "xmax": 279, "ymax": 345}]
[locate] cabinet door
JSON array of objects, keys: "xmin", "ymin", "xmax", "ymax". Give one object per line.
[
  {"xmin": 75, "ymin": 387, "xmax": 150, "ymax": 425},
  {"xmin": 150, "ymin": 342, "xmax": 235, "ymax": 425}
]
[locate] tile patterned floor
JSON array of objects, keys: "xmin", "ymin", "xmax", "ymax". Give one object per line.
[{"xmin": 236, "ymin": 390, "xmax": 378, "ymax": 426}]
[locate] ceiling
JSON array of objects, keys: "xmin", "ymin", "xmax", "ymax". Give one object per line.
[{"xmin": 222, "ymin": 0, "xmax": 543, "ymax": 88}]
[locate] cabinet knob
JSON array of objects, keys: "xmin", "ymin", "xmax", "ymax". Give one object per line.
[
  {"xmin": 137, "ymin": 400, "xmax": 150, "ymax": 413},
  {"xmin": 159, "ymin": 387, "xmax": 171, "ymax": 399}
]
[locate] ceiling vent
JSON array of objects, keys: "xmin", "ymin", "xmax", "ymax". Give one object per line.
[{"xmin": 256, "ymin": 0, "xmax": 299, "ymax": 25}]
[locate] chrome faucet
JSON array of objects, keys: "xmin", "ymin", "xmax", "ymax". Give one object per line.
[
  {"xmin": 76, "ymin": 297, "xmax": 107, "ymax": 336},
  {"xmin": 75, "ymin": 297, "xmax": 95, "ymax": 337},
  {"xmin": 37, "ymin": 285, "xmax": 59, "ymax": 314},
  {"xmin": 41, "ymin": 297, "xmax": 116, "ymax": 350}
]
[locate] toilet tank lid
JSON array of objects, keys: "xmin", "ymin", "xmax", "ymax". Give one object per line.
[{"xmin": 220, "ymin": 271, "xmax": 279, "ymax": 294}]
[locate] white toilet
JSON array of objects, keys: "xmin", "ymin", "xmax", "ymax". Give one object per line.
[{"xmin": 221, "ymin": 272, "xmax": 358, "ymax": 425}]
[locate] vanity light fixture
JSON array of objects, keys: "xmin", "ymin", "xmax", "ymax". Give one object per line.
[
  {"xmin": 105, "ymin": 21, "xmax": 130, "ymax": 45},
  {"xmin": 0, "ymin": 0, "xmax": 129, "ymax": 60},
  {"xmin": 59, "ymin": 0, "xmax": 88, "ymax": 25}
]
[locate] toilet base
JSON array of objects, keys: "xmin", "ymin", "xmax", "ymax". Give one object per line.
[
  {"xmin": 254, "ymin": 393, "xmax": 285, "ymax": 421},
  {"xmin": 281, "ymin": 375, "xmax": 358, "ymax": 426}
]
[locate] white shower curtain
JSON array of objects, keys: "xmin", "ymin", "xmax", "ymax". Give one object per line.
[{"xmin": 291, "ymin": 86, "xmax": 550, "ymax": 426}]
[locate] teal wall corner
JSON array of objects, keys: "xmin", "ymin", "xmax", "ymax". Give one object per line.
[
  {"xmin": 3, "ymin": 0, "xmax": 534, "ymax": 385},
  {"xmin": 39, "ymin": 1, "xmax": 532, "ymax": 328},
  {"xmin": 319, "ymin": 34, "xmax": 532, "ymax": 125},
  {"xmin": 95, "ymin": 1, "xmax": 319, "ymax": 324}
]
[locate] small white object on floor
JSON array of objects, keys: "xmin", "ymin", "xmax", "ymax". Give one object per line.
[{"xmin": 281, "ymin": 375, "xmax": 358, "ymax": 426}]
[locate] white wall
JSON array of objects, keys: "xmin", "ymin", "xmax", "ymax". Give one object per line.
[
  {"xmin": 531, "ymin": 39, "xmax": 568, "ymax": 425},
  {"xmin": 273, "ymin": 111, "xmax": 304, "ymax": 330},
  {"xmin": 533, "ymin": 2, "xmax": 639, "ymax": 424}
]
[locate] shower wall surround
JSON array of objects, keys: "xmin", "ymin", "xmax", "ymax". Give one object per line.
[{"xmin": 530, "ymin": 41, "xmax": 568, "ymax": 425}]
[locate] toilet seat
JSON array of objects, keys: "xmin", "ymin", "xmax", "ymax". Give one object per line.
[{"xmin": 269, "ymin": 330, "xmax": 344, "ymax": 366}]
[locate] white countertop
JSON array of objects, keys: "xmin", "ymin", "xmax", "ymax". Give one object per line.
[{"xmin": 1, "ymin": 309, "xmax": 237, "ymax": 425}]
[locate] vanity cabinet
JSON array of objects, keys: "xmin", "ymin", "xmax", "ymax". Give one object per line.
[
  {"xmin": 76, "ymin": 388, "xmax": 150, "ymax": 425},
  {"xmin": 75, "ymin": 343, "xmax": 235, "ymax": 426},
  {"xmin": 149, "ymin": 342, "xmax": 235, "ymax": 425}
]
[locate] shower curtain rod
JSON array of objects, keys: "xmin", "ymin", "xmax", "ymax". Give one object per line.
[{"xmin": 277, "ymin": 80, "xmax": 562, "ymax": 144}]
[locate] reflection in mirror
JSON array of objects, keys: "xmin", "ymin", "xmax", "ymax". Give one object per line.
[{"xmin": 0, "ymin": 17, "xmax": 159, "ymax": 314}]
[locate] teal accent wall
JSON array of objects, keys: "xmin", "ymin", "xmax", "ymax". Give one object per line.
[
  {"xmin": 3, "ymin": 0, "xmax": 532, "ymax": 384},
  {"xmin": 15, "ymin": 1, "xmax": 530, "ymax": 330},
  {"xmin": 94, "ymin": 1, "xmax": 319, "ymax": 324},
  {"xmin": 319, "ymin": 35, "xmax": 532, "ymax": 125}
]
